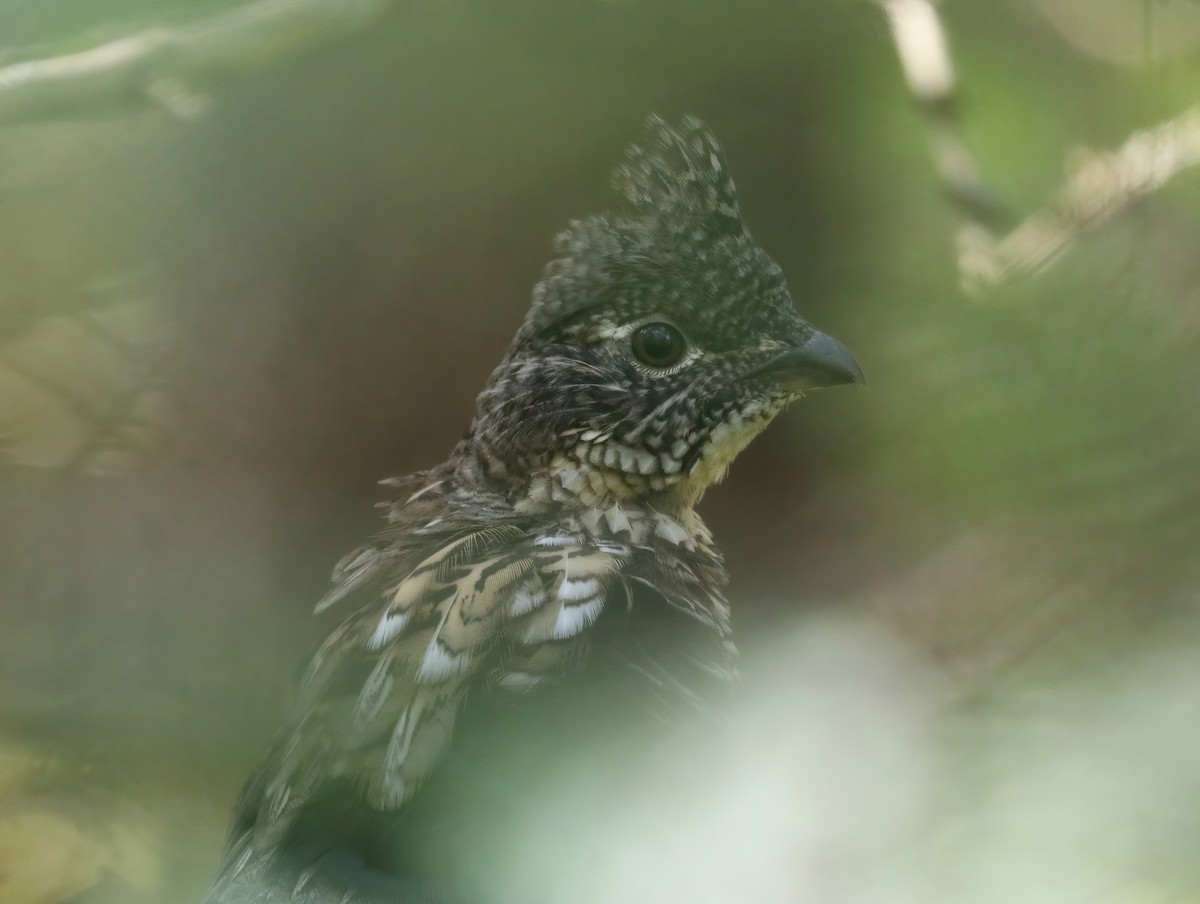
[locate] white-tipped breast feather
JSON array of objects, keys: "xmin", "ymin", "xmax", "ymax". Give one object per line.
[
  {"xmin": 558, "ymin": 576, "xmax": 600, "ymax": 601},
  {"xmin": 654, "ymin": 515, "xmax": 692, "ymax": 546},
  {"xmin": 509, "ymin": 582, "xmax": 546, "ymax": 616},
  {"xmin": 367, "ymin": 611, "xmax": 411, "ymax": 650},
  {"xmin": 534, "ymin": 534, "xmax": 577, "ymax": 548},
  {"xmin": 551, "ymin": 595, "xmax": 604, "ymax": 639},
  {"xmin": 415, "ymin": 641, "xmax": 472, "ymax": 684}
]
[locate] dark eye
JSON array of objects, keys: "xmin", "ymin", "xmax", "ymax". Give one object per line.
[{"xmin": 631, "ymin": 322, "xmax": 687, "ymax": 368}]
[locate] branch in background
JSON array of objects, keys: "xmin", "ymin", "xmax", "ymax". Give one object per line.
[
  {"xmin": 987, "ymin": 108, "xmax": 1200, "ymax": 287},
  {"xmin": 872, "ymin": 0, "xmax": 1200, "ymax": 295},
  {"xmin": 0, "ymin": 0, "xmax": 392, "ymax": 127},
  {"xmin": 871, "ymin": 0, "xmax": 1016, "ymax": 297}
]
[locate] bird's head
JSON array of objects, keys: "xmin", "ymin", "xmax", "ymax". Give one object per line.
[{"xmin": 465, "ymin": 115, "xmax": 863, "ymax": 511}]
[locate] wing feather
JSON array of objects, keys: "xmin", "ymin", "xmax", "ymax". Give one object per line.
[{"xmin": 249, "ymin": 523, "xmax": 627, "ymax": 854}]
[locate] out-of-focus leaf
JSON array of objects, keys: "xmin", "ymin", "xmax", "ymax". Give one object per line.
[
  {"xmin": 0, "ymin": 299, "xmax": 168, "ymax": 476},
  {"xmin": 0, "ymin": 744, "xmax": 161, "ymax": 904},
  {"xmin": 1033, "ymin": 0, "xmax": 1200, "ymax": 65}
]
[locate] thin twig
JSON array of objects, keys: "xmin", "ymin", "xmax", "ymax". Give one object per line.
[
  {"xmin": 0, "ymin": 0, "xmax": 392, "ymax": 128},
  {"xmin": 982, "ymin": 108, "xmax": 1200, "ymax": 288},
  {"xmin": 875, "ymin": 0, "xmax": 1013, "ymax": 228},
  {"xmin": 871, "ymin": 0, "xmax": 1200, "ymax": 295}
]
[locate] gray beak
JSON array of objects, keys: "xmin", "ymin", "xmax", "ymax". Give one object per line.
[{"xmin": 755, "ymin": 330, "xmax": 866, "ymax": 391}]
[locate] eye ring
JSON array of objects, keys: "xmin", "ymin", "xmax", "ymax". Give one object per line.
[{"xmin": 631, "ymin": 322, "xmax": 687, "ymax": 368}]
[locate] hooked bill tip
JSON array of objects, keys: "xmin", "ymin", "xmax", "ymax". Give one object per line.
[{"xmin": 756, "ymin": 330, "xmax": 866, "ymax": 391}]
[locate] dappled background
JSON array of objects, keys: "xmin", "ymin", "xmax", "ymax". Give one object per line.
[{"xmin": 2, "ymin": 0, "xmax": 1200, "ymax": 901}]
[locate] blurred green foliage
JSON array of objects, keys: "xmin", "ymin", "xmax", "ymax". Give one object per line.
[{"xmin": 1, "ymin": 1, "xmax": 1199, "ymax": 901}]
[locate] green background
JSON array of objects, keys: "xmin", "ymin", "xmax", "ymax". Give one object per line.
[{"xmin": 1, "ymin": 1, "xmax": 1198, "ymax": 901}]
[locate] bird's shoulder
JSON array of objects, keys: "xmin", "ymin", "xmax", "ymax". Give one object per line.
[
  {"xmin": 206, "ymin": 470, "xmax": 739, "ymax": 904},
  {"xmin": 251, "ymin": 473, "xmax": 726, "ymax": 822}
]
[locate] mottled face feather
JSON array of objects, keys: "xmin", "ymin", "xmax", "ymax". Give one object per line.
[{"xmin": 463, "ymin": 115, "xmax": 852, "ymax": 509}]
